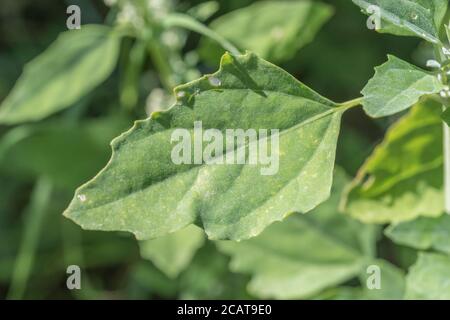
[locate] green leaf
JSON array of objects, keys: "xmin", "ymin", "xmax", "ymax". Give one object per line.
[
  {"xmin": 64, "ymin": 51, "xmax": 348, "ymax": 241},
  {"xmin": 361, "ymin": 55, "xmax": 444, "ymax": 118},
  {"xmin": 186, "ymin": 1, "xmax": 219, "ymax": 22},
  {"xmin": 0, "ymin": 25, "xmax": 121, "ymax": 124},
  {"xmin": 200, "ymin": 1, "xmax": 333, "ymax": 63},
  {"xmin": 178, "ymin": 243, "xmax": 251, "ymax": 299},
  {"xmin": 352, "ymin": 0, "xmax": 448, "ymax": 44},
  {"xmin": 130, "ymin": 262, "xmax": 179, "ymax": 298},
  {"xmin": 139, "ymin": 225, "xmax": 205, "ymax": 278},
  {"xmin": 386, "ymin": 215, "xmax": 450, "ymax": 254},
  {"xmin": 405, "ymin": 252, "xmax": 450, "ymax": 299},
  {"xmin": 217, "ymin": 169, "xmax": 375, "ymax": 299},
  {"xmin": 163, "ymin": 13, "xmax": 240, "ymax": 56},
  {"xmin": 342, "ymin": 100, "xmax": 444, "ymax": 224},
  {"xmin": 120, "ymin": 40, "xmax": 147, "ymax": 110}
]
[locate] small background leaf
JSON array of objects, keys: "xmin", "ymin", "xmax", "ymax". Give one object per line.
[
  {"xmin": 200, "ymin": 1, "xmax": 333, "ymax": 63},
  {"xmin": 139, "ymin": 225, "xmax": 205, "ymax": 278},
  {"xmin": 342, "ymin": 100, "xmax": 444, "ymax": 223},
  {"xmin": 405, "ymin": 252, "xmax": 450, "ymax": 299},
  {"xmin": 386, "ymin": 215, "xmax": 450, "ymax": 255},
  {"xmin": 64, "ymin": 52, "xmax": 345, "ymax": 241},
  {"xmin": 216, "ymin": 169, "xmax": 376, "ymax": 299},
  {"xmin": 361, "ymin": 55, "xmax": 444, "ymax": 118},
  {"xmin": 0, "ymin": 25, "xmax": 121, "ymax": 124},
  {"xmin": 352, "ymin": 0, "xmax": 448, "ymax": 44},
  {"xmin": 0, "ymin": 116, "xmax": 130, "ymax": 189}
]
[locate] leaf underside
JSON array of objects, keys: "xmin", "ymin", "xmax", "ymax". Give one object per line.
[{"xmin": 63, "ymin": 52, "xmax": 345, "ymax": 241}]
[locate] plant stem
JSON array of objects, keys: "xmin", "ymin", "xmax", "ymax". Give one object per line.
[
  {"xmin": 148, "ymin": 40, "xmax": 176, "ymax": 91},
  {"xmin": 444, "ymin": 118, "xmax": 450, "ymax": 214},
  {"xmin": 163, "ymin": 13, "xmax": 241, "ymax": 56},
  {"xmin": 434, "ymin": 45, "xmax": 450, "ymax": 214},
  {"xmin": 7, "ymin": 177, "xmax": 53, "ymax": 299},
  {"xmin": 337, "ymin": 97, "xmax": 364, "ymax": 110}
]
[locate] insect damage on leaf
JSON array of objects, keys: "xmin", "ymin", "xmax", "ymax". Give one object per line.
[{"xmin": 63, "ymin": 51, "xmax": 350, "ymax": 241}]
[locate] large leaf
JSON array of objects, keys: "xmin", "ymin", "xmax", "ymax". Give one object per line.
[
  {"xmin": 200, "ymin": 1, "xmax": 333, "ymax": 63},
  {"xmin": 64, "ymin": 52, "xmax": 347, "ymax": 241},
  {"xmin": 386, "ymin": 215, "xmax": 450, "ymax": 255},
  {"xmin": 405, "ymin": 252, "xmax": 450, "ymax": 299},
  {"xmin": 0, "ymin": 25, "xmax": 121, "ymax": 124},
  {"xmin": 361, "ymin": 55, "xmax": 444, "ymax": 118},
  {"xmin": 342, "ymin": 100, "xmax": 444, "ymax": 224},
  {"xmin": 217, "ymin": 169, "xmax": 375, "ymax": 299},
  {"xmin": 352, "ymin": 0, "xmax": 448, "ymax": 44},
  {"xmin": 139, "ymin": 225, "xmax": 205, "ymax": 278}
]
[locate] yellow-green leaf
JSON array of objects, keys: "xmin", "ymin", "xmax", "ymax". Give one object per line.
[{"xmin": 342, "ymin": 100, "xmax": 444, "ymax": 223}]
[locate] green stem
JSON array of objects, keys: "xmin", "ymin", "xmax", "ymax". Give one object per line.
[
  {"xmin": 148, "ymin": 40, "xmax": 176, "ymax": 91},
  {"xmin": 337, "ymin": 97, "xmax": 364, "ymax": 110},
  {"xmin": 163, "ymin": 13, "xmax": 241, "ymax": 56},
  {"xmin": 7, "ymin": 177, "xmax": 53, "ymax": 300},
  {"xmin": 434, "ymin": 45, "xmax": 450, "ymax": 215}
]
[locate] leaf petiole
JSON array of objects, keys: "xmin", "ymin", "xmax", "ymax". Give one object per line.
[{"xmin": 337, "ymin": 97, "xmax": 364, "ymax": 110}]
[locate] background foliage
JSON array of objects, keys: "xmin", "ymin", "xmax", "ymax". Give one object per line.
[{"xmin": 0, "ymin": 0, "xmax": 448, "ymax": 299}]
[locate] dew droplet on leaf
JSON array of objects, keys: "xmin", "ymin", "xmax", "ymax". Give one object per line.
[
  {"xmin": 176, "ymin": 91, "xmax": 186, "ymax": 98},
  {"xmin": 208, "ymin": 76, "xmax": 221, "ymax": 87}
]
